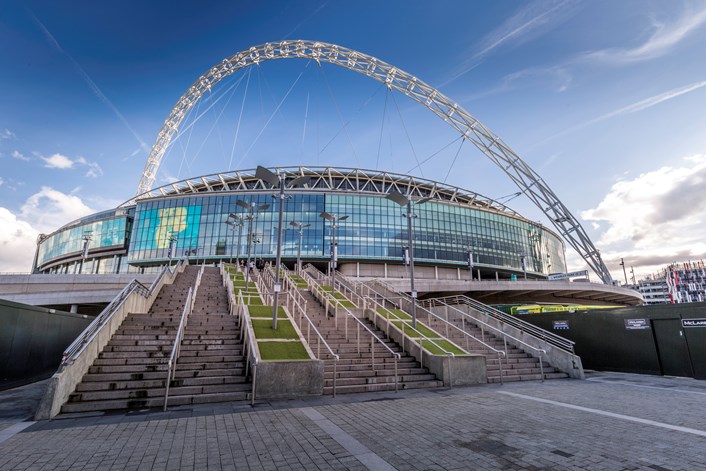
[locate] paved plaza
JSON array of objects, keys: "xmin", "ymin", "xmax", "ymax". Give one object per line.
[{"xmin": 1, "ymin": 372, "xmax": 705, "ymax": 470}]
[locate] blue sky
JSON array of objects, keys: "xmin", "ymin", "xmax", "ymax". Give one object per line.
[{"xmin": 1, "ymin": 0, "xmax": 706, "ymax": 282}]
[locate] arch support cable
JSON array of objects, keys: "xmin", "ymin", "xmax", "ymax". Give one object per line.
[{"xmin": 136, "ymin": 40, "xmax": 613, "ymax": 284}]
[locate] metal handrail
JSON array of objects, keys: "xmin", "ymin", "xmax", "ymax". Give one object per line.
[
  {"xmin": 282, "ymin": 269, "xmax": 340, "ymax": 396},
  {"xmin": 238, "ymin": 294, "xmax": 259, "ymax": 406},
  {"xmin": 223, "ymin": 262, "xmax": 260, "ymax": 404},
  {"xmin": 360, "ymin": 281, "xmax": 506, "ymax": 383},
  {"xmin": 59, "ymin": 259, "xmax": 188, "ymax": 368},
  {"xmin": 367, "ymin": 296, "xmax": 457, "ymax": 359},
  {"xmin": 164, "ymin": 265, "xmax": 204, "ymax": 410},
  {"xmin": 301, "ymin": 270, "xmax": 400, "ymax": 390},
  {"xmin": 425, "ymin": 294, "xmax": 575, "ymax": 354},
  {"xmin": 420, "ymin": 296, "xmax": 547, "ymax": 381}
]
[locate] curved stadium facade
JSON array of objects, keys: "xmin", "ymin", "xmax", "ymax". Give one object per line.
[{"xmin": 34, "ymin": 167, "xmax": 567, "ymax": 280}]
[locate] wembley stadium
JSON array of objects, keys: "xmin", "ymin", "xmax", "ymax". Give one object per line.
[{"xmin": 33, "ymin": 166, "xmax": 567, "ymax": 280}]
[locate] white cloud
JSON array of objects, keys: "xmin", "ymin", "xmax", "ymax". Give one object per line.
[
  {"xmin": 42, "ymin": 153, "xmax": 75, "ymax": 169},
  {"xmin": 0, "ymin": 208, "xmax": 39, "ymax": 272},
  {"xmin": 11, "ymin": 150, "xmax": 31, "ymax": 161},
  {"xmin": 582, "ymin": 154, "xmax": 706, "ymax": 279},
  {"xmin": 536, "ymin": 80, "xmax": 706, "ymax": 145},
  {"xmin": 40, "ymin": 153, "xmax": 103, "ymax": 177},
  {"xmin": 20, "ymin": 186, "xmax": 95, "ymax": 233},
  {"xmin": 0, "ymin": 187, "xmax": 96, "ymax": 272},
  {"xmin": 0, "ymin": 129, "xmax": 16, "ymax": 140},
  {"xmin": 583, "ymin": 5, "xmax": 706, "ymax": 64},
  {"xmin": 442, "ymin": 0, "xmax": 579, "ymax": 86},
  {"xmin": 0, "ymin": 177, "xmax": 3, "ymax": 187},
  {"xmin": 75, "ymin": 156, "xmax": 103, "ymax": 177}
]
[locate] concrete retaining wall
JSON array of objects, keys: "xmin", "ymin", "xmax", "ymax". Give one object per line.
[
  {"xmin": 35, "ymin": 267, "xmax": 182, "ymax": 420},
  {"xmin": 254, "ymin": 360, "xmax": 324, "ymax": 399},
  {"xmin": 436, "ymin": 304, "xmax": 584, "ymax": 379},
  {"xmin": 364, "ymin": 308, "xmax": 487, "ymax": 387}
]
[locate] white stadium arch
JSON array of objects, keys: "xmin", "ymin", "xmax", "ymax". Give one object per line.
[{"xmin": 137, "ymin": 40, "xmax": 613, "ymax": 283}]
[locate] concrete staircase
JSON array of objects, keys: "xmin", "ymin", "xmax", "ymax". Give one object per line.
[
  {"xmin": 423, "ymin": 315, "xmax": 569, "ymax": 383},
  {"xmin": 297, "ymin": 289, "xmax": 443, "ymax": 395},
  {"xmin": 61, "ymin": 266, "xmax": 249, "ymax": 413},
  {"xmin": 169, "ymin": 267, "xmax": 250, "ymax": 405}
]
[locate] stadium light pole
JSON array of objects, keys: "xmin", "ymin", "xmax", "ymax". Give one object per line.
[
  {"xmin": 319, "ymin": 212, "xmax": 349, "ymax": 298},
  {"xmin": 256, "ymin": 166, "xmax": 310, "ymax": 329},
  {"xmin": 290, "ymin": 221, "xmax": 311, "ymax": 273},
  {"xmin": 385, "ymin": 191, "xmax": 432, "ymax": 330},
  {"xmin": 237, "ymin": 200, "xmax": 270, "ymax": 291},
  {"xmin": 225, "ymin": 214, "xmax": 243, "ymax": 266},
  {"xmin": 168, "ymin": 233, "xmax": 178, "ymax": 269},
  {"xmin": 467, "ymin": 244, "xmax": 474, "ymax": 281}
]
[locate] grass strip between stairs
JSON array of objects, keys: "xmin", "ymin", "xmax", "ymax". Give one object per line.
[{"xmin": 258, "ymin": 341, "xmax": 310, "ymax": 360}]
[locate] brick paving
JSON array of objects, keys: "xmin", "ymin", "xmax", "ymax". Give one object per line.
[{"xmin": 1, "ymin": 371, "xmax": 705, "ymax": 470}]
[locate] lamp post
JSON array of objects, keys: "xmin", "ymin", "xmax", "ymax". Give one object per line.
[
  {"xmin": 385, "ymin": 191, "xmax": 431, "ymax": 329},
  {"xmin": 290, "ymin": 221, "xmax": 311, "ymax": 273},
  {"xmin": 79, "ymin": 231, "xmax": 93, "ymax": 274},
  {"xmin": 520, "ymin": 254, "xmax": 527, "ymax": 280},
  {"xmin": 225, "ymin": 213, "xmax": 244, "ymax": 266},
  {"xmin": 168, "ymin": 233, "xmax": 178, "ymax": 268},
  {"xmin": 237, "ymin": 200, "xmax": 270, "ymax": 291},
  {"xmin": 255, "ymin": 166, "xmax": 310, "ymax": 329},
  {"xmin": 619, "ymin": 257, "xmax": 628, "ymax": 286},
  {"xmin": 319, "ymin": 212, "xmax": 349, "ymax": 299}
]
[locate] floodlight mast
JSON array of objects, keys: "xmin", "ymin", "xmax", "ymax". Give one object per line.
[
  {"xmin": 136, "ymin": 40, "xmax": 612, "ymax": 284},
  {"xmin": 256, "ymin": 166, "xmax": 309, "ymax": 329}
]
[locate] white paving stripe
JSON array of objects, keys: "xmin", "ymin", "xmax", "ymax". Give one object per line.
[
  {"xmin": 300, "ymin": 407, "xmax": 398, "ymax": 471},
  {"xmin": 587, "ymin": 378, "xmax": 706, "ymax": 396},
  {"xmin": 0, "ymin": 422, "xmax": 35, "ymax": 444},
  {"xmin": 498, "ymin": 391, "xmax": 706, "ymax": 438}
]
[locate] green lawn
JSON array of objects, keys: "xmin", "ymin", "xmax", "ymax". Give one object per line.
[
  {"xmin": 377, "ymin": 308, "xmax": 412, "ymax": 321},
  {"xmin": 420, "ymin": 339, "xmax": 466, "ymax": 355},
  {"xmin": 258, "ymin": 341, "xmax": 310, "ymax": 360},
  {"xmin": 251, "ymin": 319, "xmax": 299, "ymax": 339},
  {"xmin": 248, "ymin": 305, "xmax": 288, "ymax": 318},
  {"xmin": 392, "ymin": 321, "xmax": 439, "ymax": 339}
]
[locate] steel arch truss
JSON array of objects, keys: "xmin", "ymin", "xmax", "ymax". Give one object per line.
[{"xmin": 137, "ymin": 40, "xmax": 613, "ymax": 283}]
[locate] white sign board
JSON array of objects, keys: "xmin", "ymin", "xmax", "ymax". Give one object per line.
[{"xmin": 548, "ymin": 270, "xmax": 589, "ymax": 281}]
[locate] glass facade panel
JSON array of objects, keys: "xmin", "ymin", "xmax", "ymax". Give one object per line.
[
  {"xmin": 37, "ymin": 216, "xmax": 128, "ymax": 267},
  {"xmin": 40, "ymin": 186, "xmax": 566, "ymax": 276}
]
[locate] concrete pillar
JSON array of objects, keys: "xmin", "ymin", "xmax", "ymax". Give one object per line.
[
  {"xmin": 435, "ymin": 266, "xmax": 438, "ymax": 280},
  {"xmin": 70, "ymin": 304, "xmax": 78, "ymax": 314}
]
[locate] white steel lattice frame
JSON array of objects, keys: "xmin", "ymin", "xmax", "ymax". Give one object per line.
[
  {"xmin": 124, "ymin": 166, "xmax": 525, "ymax": 218},
  {"xmin": 136, "ymin": 40, "xmax": 613, "ymax": 284}
]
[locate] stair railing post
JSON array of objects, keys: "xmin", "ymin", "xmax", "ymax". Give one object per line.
[
  {"xmin": 356, "ymin": 322, "xmax": 360, "ymax": 355},
  {"xmin": 539, "ymin": 352, "xmax": 545, "ymax": 383},
  {"xmin": 499, "ymin": 352, "xmax": 504, "ymax": 385},
  {"xmin": 371, "ymin": 334, "xmax": 375, "ymax": 368}
]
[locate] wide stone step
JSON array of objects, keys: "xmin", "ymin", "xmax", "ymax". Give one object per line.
[
  {"xmin": 175, "ymin": 361, "xmax": 244, "ymax": 371},
  {"xmin": 81, "ymin": 366, "xmax": 246, "ymax": 383},
  {"xmin": 60, "ymin": 389, "xmax": 250, "ymax": 414},
  {"xmin": 182, "ymin": 339, "xmax": 241, "ymax": 346},
  {"xmin": 177, "ymin": 355, "xmax": 243, "ymax": 364},
  {"xmin": 88, "ymin": 364, "xmax": 168, "ymax": 374},
  {"xmin": 323, "ymin": 367, "xmax": 430, "ymax": 378},
  {"xmin": 325, "ymin": 373, "xmax": 438, "ymax": 387},
  {"xmin": 112, "ymin": 334, "xmax": 177, "ymax": 341},
  {"xmin": 323, "ymin": 379, "xmax": 442, "ymax": 395},
  {"xmin": 94, "ymin": 357, "xmax": 168, "ymax": 366},
  {"xmin": 179, "ymin": 349, "xmax": 242, "ymax": 357}
]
